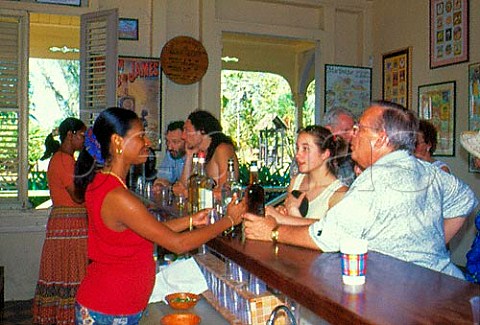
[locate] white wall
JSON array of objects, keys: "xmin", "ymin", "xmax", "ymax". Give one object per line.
[{"xmin": 0, "ymin": 210, "xmax": 47, "ymax": 301}]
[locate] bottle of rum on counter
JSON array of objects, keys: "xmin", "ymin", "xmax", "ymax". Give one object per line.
[
  {"xmin": 221, "ymin": 158, "xmax": 242, "ymax": 212},
  {"xmin": 197, "ymin": 151, "xmax": 215, "ymax": 210},
  {"xmin": 245, "ymin": 161, "xmax": 265, "ymax": 216},
  {"xmin": 187, "ymin": 153, "xmax": 199, "ymax": 213}
]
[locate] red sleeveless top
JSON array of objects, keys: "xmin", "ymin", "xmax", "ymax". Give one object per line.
[{"xmin": 76, "ymin": 173, "xmax": 155, "ymax": 314}]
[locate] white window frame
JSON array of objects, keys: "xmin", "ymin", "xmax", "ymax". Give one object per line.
[
  {"xmin": 80, "ymin": 9, "xmax": 118, "ymax": 125},
  {"xmin": 0, "ymin": 9, "xmax": 29, "ymax": 209},
  {"xmin": 0, "ymin": 8, "xmax": 117, "ymax": 210}
]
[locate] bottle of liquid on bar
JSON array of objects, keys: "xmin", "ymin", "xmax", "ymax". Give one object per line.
[
  {"xmin": 197, "ymin": 151, "xmax": 215, "ymax": 210},
  {"xmin": 187, "ymin": 153, "xmax": 199, "ymax": 213},
  {"xmin": 246, "ymin": 160, "xmax": 265, "ymax": 216},
  {"xmin": 221, "ymin": 158, "xmax": 242, "ymax": 212}
]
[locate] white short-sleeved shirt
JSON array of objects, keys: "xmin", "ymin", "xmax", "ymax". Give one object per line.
[{"xmin": 309, "ymin": 150, "xmax": 478, "ymax": 279}]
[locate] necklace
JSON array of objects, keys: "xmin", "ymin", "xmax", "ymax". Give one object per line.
[{"xmin": 100, "ymin": 170, "xmax": 128, "ymax": 189}]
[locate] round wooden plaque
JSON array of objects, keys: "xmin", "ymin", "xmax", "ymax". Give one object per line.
[{"xmin": 160, "ymin": 36, "xmax": 209, "ymax": 85}]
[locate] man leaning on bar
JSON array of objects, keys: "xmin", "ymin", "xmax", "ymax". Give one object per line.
[{"xmin": 243, "ymin": 100, "xmax": 478, "ymax": 279}]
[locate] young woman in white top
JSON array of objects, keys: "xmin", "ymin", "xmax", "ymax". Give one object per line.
[{"xmin": 267, "ymin": 125, "xmax": 348, "ymax": 225}]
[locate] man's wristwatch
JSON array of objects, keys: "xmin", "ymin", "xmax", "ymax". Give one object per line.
[{"xmin": 271, "ymin": 226, "xmax": 279, "ymax": 243}]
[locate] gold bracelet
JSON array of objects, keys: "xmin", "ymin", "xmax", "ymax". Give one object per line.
[
  {"xmin": 223, "ymin": 215, "xmax": 235, "ymax": 235},
  {"xmin": 271, "ymin": 225, "xmax": 280, "ymax": 243},
  {"xmin": 189, "ymin": 216, "xmax": 193, "ymax": 231}
]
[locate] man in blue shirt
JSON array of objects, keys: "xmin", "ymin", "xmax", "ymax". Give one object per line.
[{"xmin": 155, "ymin": 121, "xmax": 186, "ymax": 186}]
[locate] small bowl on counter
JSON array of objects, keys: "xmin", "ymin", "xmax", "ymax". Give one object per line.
[
  {"xmin": 160, "ymin": 313, "xmax": 201, "ymax": 325},
  {"xmin": 165, "ymin": 292, "xmax": 200, "ymax": 310}
]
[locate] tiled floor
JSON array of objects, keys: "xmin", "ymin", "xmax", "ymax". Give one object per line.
[{"xmin": 1, "ymin": 299, "xmax": 33, "ymax": 325}]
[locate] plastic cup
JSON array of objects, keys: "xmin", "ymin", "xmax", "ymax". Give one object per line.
[
  {"xmin": 340, "ymin": 237, "xmax": 368, "ymax": 285},
  {"xmin": 470, "ymin": 296, "xmax": 480, "ymax": 325}
]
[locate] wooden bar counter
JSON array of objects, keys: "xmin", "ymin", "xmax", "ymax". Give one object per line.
[{"xmin": 207, "ymin": 237, "xmax": 478, "ymax": 324}]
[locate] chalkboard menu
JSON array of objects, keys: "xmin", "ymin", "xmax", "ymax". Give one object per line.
[{"xmin": 160, "ymin": 36, "xmax": 209, "ymax": 85}]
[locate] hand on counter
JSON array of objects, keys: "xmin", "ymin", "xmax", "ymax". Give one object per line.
[{"xmin": 243, "ymin": 213, "xmax": 277, "ymax": 241}]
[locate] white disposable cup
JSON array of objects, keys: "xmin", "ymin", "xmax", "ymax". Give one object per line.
[{"xmin": 340, "ymin": 237, "xmax": 368, "ymax": 285}]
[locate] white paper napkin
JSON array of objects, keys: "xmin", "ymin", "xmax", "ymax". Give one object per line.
[{"xmin": 148, "ymin": 257, "xmax": 208, "ymax": 303}]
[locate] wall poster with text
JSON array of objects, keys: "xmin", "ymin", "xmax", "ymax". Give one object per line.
[
  {"xmin": 117, "ymin": 56, "xmax": 161, "ymax": 149},
  {"xmin": 324, "ymin": 64, "xmax": 372, "ymax": 118}
]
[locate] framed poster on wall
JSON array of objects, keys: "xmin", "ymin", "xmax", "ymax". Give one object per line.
[
  {"xmin": 418, "ymin": 81, "xmax": 456, "ymax": 156},
  {"xmin": 117, "ymin": 56, "xmax": 161, "ymax": 149},
  {"xmin": 118, "ymin": 18, "xmax": 139, "ymax": 41},
  {"xmin": 468, "ymin": 62, "xmax": 480, "ymax": 172},
  {"xmin": 430, "ymin": 0, "xmax": 469, "ymax": 69},
  {"xmin": 324, "ymin": 64, "xmax": 372, "ymax": 118},
  {"xmin": 382, "ymin": 47, "xmax": 412, "ymax": 109}
]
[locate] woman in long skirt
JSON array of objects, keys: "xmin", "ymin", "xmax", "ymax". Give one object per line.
[{"xmin": 33, "ymin": 118, "xmax": 88, "ymax": 324}]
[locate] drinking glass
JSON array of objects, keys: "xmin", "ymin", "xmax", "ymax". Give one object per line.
[{"xmin": 175, "ymin": 194, "xmax": 186, "ymax": 217}]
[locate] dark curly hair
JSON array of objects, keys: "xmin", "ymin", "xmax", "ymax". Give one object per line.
[{"xmin": 187, "ymin": 110, "xmax": 235, "ymax": 162}]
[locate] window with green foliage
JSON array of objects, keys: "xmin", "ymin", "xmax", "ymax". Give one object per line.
[
  {"xmin": 27, "ymin": 58, "xmax": 80, "ymax": 207},
  {"xmin": 220, "ymin": 70, "xmax": 315, "ymax": 188}
]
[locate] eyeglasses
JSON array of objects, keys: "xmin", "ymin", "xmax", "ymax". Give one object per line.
[{"xmin": 352, "ymin": 123, "xmax": 380, "ymax": 135}]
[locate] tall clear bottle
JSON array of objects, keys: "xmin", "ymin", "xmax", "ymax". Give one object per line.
[
  {"xmin": 221, "ymin": 158, "xmax": 242, "ymax": 213},
  {"xmin": 245, "ymin": 160, "xmax": 265, "ymax": 216},
  {"xmin": 197, "ymin": 151, "xmax": 215, "ymax": 210},
  {"xmin": 187, "ymin": 153, "xmax": 199, "ymax": 213}
]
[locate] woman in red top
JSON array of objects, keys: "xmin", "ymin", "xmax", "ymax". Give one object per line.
[
  {"xmin": 33, "ymin": 117, "xmax": 87, "ymax": 324},
  {"xmin": 74, "ymin": 107, "xmax": 244, "ymax": 324}
]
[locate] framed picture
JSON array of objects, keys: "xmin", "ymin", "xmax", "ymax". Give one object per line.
[
  {"xmin": 430, "ymin": 0, "xmax": 469, "ymax": 69},
  {"xmin": 382, "ymin": 47, "xmax": 412, "ymax": 109},
  {"xmin": 118, "ymin": 18, "xmax": 139, "ymax": 41},
  {"xmin": 418, "ymin": 81, "xmax": 456, "ymax": 156},
  {"xmin": 468, "ymin": 62, "xmax": 480, "ymax": 172},
  {"xmin": 36, "ymin": 0, "xmax": 81, "ymax": 5},
  {"xmin": 117, "ymin": 56, "xmax": 162, "ymax": 149},
  {"xmin": 324, "ymin": 64, "xmax": 372, "ymax": 118}
]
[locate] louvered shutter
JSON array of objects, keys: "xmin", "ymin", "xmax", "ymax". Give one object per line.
[
  {"xmin": 0, "ymin": 10, "xmax": 29, "ymax": 207},
  {"xmin": 80, "ymin": 9, "xmax": 118, "ymax": 126}
]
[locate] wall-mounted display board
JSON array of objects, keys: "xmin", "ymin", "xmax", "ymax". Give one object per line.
[
  {"xmin": 117, "ymin": 56, "xmax": 161, "ymax": 149},
  {"xmin": 382, "ymin": 47, "xmax": 412, "ymax": 109},
  {"xmin": 160, "ymin": 36, "xmax": 209, "ymax": 85}
]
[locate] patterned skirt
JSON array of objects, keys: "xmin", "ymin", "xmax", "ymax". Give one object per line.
[{"xmin": 33, "ymin": 206, "xmax": 88, "ymax": 325}]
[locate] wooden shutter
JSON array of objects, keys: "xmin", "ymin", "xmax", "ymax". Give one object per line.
[
  {"xmin": 0, "ymin": 10, "xmax": 29, "ymax": 207},
  {"xmin": 80, "ymin": 9, "xmax": 118, "ymax": 126}
]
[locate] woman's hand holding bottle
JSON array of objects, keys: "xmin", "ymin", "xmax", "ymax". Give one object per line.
[
  {"xmin": 191, "ymin": 209, "xmax": 211, "ymax": 227},
  {"xmin": 226, "ymin": 193, "xmax": 246, "ymax": 225}
]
